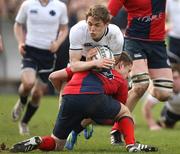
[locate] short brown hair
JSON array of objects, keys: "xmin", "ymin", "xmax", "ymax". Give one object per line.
[
  {"xmin": 171, "ymin": 64, "xmax": 180, "ymax": 74},
  {"xmin": 115, "ymin": 51, "xmax": 133, "ymax": 66},
  {"xmin": 86, "ymin": 5, "xmax": 110, "ymax": 23}
]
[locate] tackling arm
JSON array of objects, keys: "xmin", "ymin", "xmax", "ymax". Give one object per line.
[
  {"xmin": 69, "ymin": 49, "xmax": 115, "ymax": 72},
  {"xmin": 49, "ymin": 68, "xmax": 69, "ymax": 92}
]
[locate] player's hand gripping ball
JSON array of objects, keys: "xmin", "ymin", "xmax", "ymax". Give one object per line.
[
  {"xmin": 93, "ymin": 46, "xmax": 114, "ymax": 69},
  {"xmin": 93, "ymin": 46, "xmax": 114, "ymax": 60}
]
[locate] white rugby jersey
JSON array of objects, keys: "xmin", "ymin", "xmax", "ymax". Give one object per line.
[
  {"xmin": 69, "ymin": 20, "xmax": 124, "ymax": 56},
  {"xmin": 167, "ymin": 0, "xmax": 180, "ymax": 38},
  {"xmin": 166, "ymin": 93, "xmax": 180, "ymax": 115},
  {"xmin": 15, "ymin": 0, "xmax": 68, "ymax": 49}
]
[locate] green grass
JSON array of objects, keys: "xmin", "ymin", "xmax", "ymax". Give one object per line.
[{"xmin": 0, "ymin": 94, "xmax": 180, "ymax": 154}]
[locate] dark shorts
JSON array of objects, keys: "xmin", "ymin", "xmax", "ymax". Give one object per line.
[
  {"xmin": 167, "ymin": 36, "xmax": 180, "ymax": 64},
  {"xmin": 53, "ymin": 94, "xmax": 121, "ymax": 139},
  {"xmin": 22, "ymin": 45, "xmax": 57, "ymax": 83},
  {"xmin": 123, "ymin": 38, "xmax": 171, "ymax": 68},
  {"xmin": 160, "ymin": 106, "xmax": 180, "ymax": 128}
]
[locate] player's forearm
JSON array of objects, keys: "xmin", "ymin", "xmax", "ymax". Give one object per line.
[
  {"xmin": 49, "ymin": 69, "xmax": 68, "ymax": 92},
  {"xmin": 14, "ymin": 22, "xmax": 26, "ymax": 44},
  {"xmin": 51, "ymin": 80, "xmax": 62, "ymax": 92},
  {"xmin": 70, "ymin": 60, "xmax": 96, "ymax": 72}
]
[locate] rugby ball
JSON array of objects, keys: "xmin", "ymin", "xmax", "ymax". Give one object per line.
[{"xmin": 93, "ymin": 46, "xmax": 114, "ymax": 60}]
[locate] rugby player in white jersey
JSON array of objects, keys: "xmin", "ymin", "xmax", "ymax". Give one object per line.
[
  {"xmin": 157, "ymin": 66, "xmax": 180, "ymax": 128},
  {"xmin": 12, "ymin": 0, "xmax": 68, "ymax": 135},
  {"xmin": 69, "ymin": 5, "xmax": 124, "ymax": 72},
  {"xmin": 143, "ymin": 66, "xmax": 180, "ymax": 130}
]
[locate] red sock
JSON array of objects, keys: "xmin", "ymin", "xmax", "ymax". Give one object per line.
[
  {"xmin": 111, "ymin": 122, "xmax": 119, "ymax": 132},
  {"xmin": 38, "ymin": 136, "xmax": 56, "ymax": 151},
  {"xmin": 117, "ymin": 117, "xmax": 135, "ymax": 145}
]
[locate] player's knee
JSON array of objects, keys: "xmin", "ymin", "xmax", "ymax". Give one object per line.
[
  {"xmin": 153, "ymin": 89, "xmax": 172, "ymax": 102},
  {"xmin": 115, "ymin": 104, "xmax": 132, "ymax": 120},
  {"xmin": 31, "ymin": 89, "xmax": 43, "ymax": 103},
  {"xmin": 152, "ymin": 79, "xmax": 173, "ymax": 101},
  {"xmin": 23, "ymin": 81, "xmax": 34, "ymax": 92},
  {"xmin": 131, "ymin": 73, "xmax": 150, "ymax": 97}
]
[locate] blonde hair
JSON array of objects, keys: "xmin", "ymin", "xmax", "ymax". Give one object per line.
[
  {"xmin": 115, "ymin": 51, "xmax": 133, "ymax": 66},
  {"xmin": 86, "ymin": 5, "xmax": 110, "ymax": 24}
]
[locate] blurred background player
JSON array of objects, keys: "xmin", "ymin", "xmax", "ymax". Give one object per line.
[
  {"xmin": 107, "ymin": 0, "xmax": 173, "ymax": 143},
  {"xmin": 157, "ymin": 66, "xmax": 180, "ymax": 128},
  {"xmin": 11, "ymin": 0, "xmax": 68, "ymax": 135},
  {"xmin": 143, "ymin": 66, "xmax": 180, "ymax": 130}
]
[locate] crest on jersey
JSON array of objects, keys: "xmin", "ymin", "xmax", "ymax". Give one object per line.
[{"xmin": 49, "ymin": 10, "xmax": 56, "ymax": 16}]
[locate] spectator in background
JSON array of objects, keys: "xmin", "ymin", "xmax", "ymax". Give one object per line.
[
  {"xmin": 11, "ymin": 0, "xmax": 68, "ymax": 135},
  {"xmin": 0, "ymin": 0, "xmax": 23, "ymax": 20},
  {"xmin": 0, "ymin": 0, "xmax": 5, "ymax": 53},
  {"xmin": 108, "ymin": 0, "xmax": 173, "ymax": 144},
  {"xmin": 142, "ymin": 0, "xmax": 180, "ymax": 130},
  {"xmin": 0, "ymin": 34, "xmax": 3, "ymax": 53}
]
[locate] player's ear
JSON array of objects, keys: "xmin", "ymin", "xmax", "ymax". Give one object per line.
[{"xmin": 117, "ymin": 61, "xmax": 124, "ymax": 70}]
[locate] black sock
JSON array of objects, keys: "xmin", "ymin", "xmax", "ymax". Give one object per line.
[
  {"xmin": 20, "ymin": 95, "xmax": 28, "ymax": 105},
  {"xmin": 21, "ymin": 102, "xmax": 39, "ymax": 124}
]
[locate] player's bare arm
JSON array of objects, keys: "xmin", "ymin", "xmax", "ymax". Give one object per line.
[
  {"xmin": 70, "ymin": 48, "xmax": 115, "ymax": 72},
  {"xmin": 14, "ymin": 22, "xmax": 26, "ymax": 56},
  {"xmin": 49, "ymin": 69, "xmax": 69, "ymax": 92},
  {"xmin": 49, "ymin": 24, "xmax": 68, "ymax": 53}
]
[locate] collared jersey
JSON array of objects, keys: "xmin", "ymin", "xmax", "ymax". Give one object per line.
[
  {"xmin": 108, "ymin": 0, "xmax": 166, "ymax": 41},
  {"xmin": 167, "ymin": 0, "xmax": 180, "ymax": 38},
  {"xmin": 69, "ymin": 20, "xmax": 124, "ymax": 56},
  {"xmin": 15, "ymin": 0, "xmax": 68, "ymax": 49},
  {"xmin": 63, "ymin": 68, "xmax": 128, "ymax": 104}
]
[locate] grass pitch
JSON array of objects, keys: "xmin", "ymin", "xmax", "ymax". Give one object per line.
[{"xmin": 0, "ymin": 94, "xmax": 180, "ymax": 154}]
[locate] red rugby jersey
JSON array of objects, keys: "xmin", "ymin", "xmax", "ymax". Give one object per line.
[
  {"xmin": 108, "ymin": 0, "xmax": 166, "ymax": 41},
  {"xmin": 63, "ymin": 68, "xmax": 128, "ymax": 104}
]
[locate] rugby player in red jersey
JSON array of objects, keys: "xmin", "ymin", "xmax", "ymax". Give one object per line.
[
  {"xmin": 108, "ymin": 0, "xmax": 173, "ymax": 143},
  {"xmin": 10, "ymin": 52, "xmax": 157, "ymax": 153}
]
